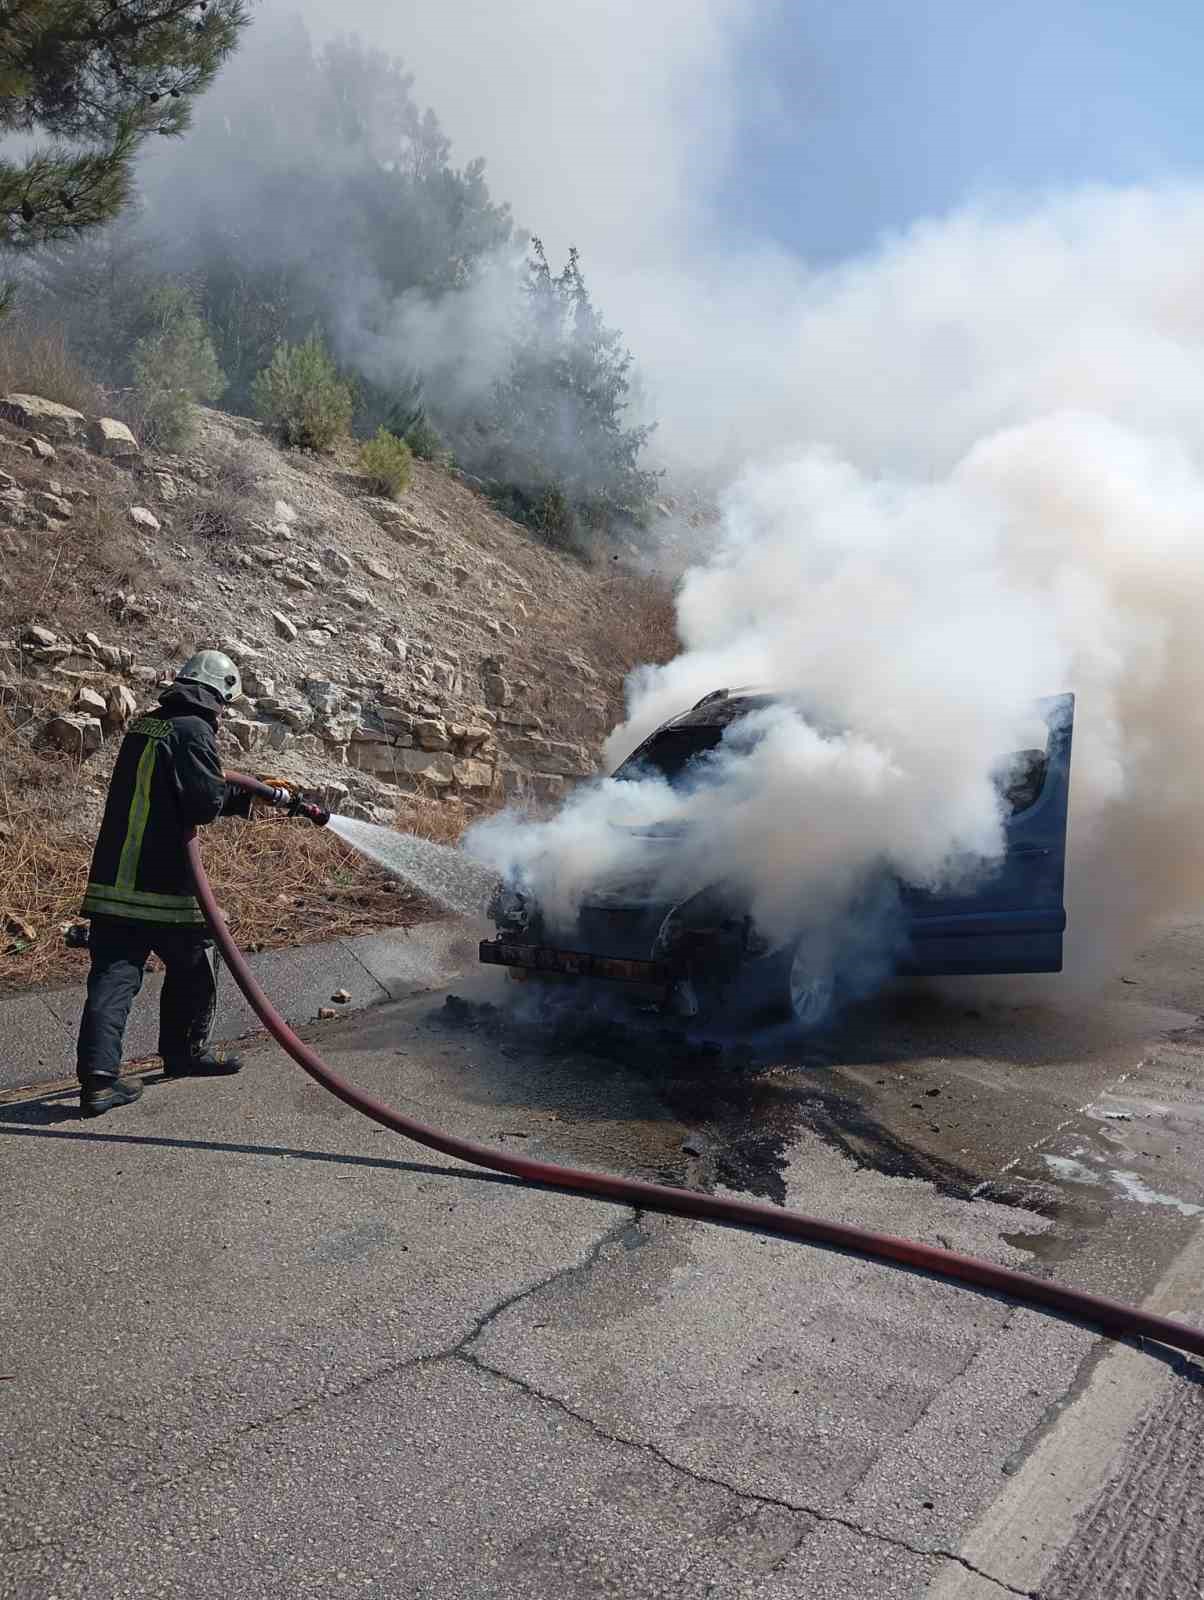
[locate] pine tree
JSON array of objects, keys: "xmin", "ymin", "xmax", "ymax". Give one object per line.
[
  {"xmin": 483, "ymin": 240, "xmax": 660, "ymax": 543},
  {"xmin": 0, "ymin": 0, "xmax": 248, "ymax": 247}
]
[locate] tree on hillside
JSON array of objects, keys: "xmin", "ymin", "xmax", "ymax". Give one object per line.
[
  {"xmin": 480, "ymin": 240, "xmax": 660, "ymax": 544},
  {"xmin": 137, "ymin": 30, "xmax": 514, "ymax": 409},
  {"xmin": 0, "ymin": 0, "xmax": 248, "ymax": 247}
]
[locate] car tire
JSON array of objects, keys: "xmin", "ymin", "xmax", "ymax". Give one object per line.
[{"xmin": 784, "ymin": 939, "xmax": 836, "ymax": 1030}]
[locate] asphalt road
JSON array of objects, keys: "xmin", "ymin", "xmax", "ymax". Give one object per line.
[{"xmin": 3, "ymin": 921, "xmax": 1204, "ymax": 1598}]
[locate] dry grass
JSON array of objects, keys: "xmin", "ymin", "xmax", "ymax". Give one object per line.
[
  {"xmin": 581, "ymin": 571, "xmax": 680, "ymax": 679},
  {"xmin": 0, "ymin": 321, "xmax": 106, "ymax": 416},
  {"xmin": 0, "ymin": 774, "xmax": 447, "ymax": 996}
]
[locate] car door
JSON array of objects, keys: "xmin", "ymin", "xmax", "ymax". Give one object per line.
[{"xmin": 899, "ymin": 693, "xmax": 1074, "ymax": 975}]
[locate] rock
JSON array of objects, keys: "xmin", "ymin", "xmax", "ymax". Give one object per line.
[
  {"xmin": 226, "ymin": 717, "xmax": 267, "ymax": 752},
  {"xmin": 250, "ymin": 545, "xmax": 283, "ymax": 567},
  {"xmin": 504, "ymin": 735, "xmax": 593, "ymax": 777},
  {"xmin": 384, "ymin": 636, "xmax": 407, "ymax": 662},
  {"xmin": 242, "ymin": 669, "xmax": 275, "ymax": 699},
  {"xmin": 89, "ymin": 417, "xmax": 139, "ymax": 458},
  {"xmin": 451, "ymin": 564, "xmax": 471, "ymax": 587},
  {"xmin": 317, "ymin": 1007, "xmax": 338, "ymax": 1020},
  {"xmin": 32, "ymin": 490, "xmax": 72, "ymax": 520},
  {"xmin": 454, "ymin": 758, "xmax": 495, "ymax": 792},
  {"xmin": 262, "ymin": 700, "xmax": 312, "ymax": 732},
  {"xmin": 303, "ymin": 629, "xmax": 333, "ymax": 647},
  {"xmin": 305, "ymin": 680, "xmax": 343, "ymax": 715},
  {"xmin": 331, "ymin": 988, "xmax": 351, "ymax": 1004},
  {"xmin": 46, "ymin": 713, "xmax": 103, "ymax": 756},
  {"xmin": 321, "ymin": 546, "xmax": 352, "ymax": 578},
  {"xmin": 483, "ymin": 673, "xmax": 512, "ymax": 707},
  {"xmin": 104, "ymin": 685, "xmax": 138, "ymax": 729},
  {"xmin": 358, "ymin": 554, "xmax": 393, "ymax": 582},
  {"xmin": 217, "ymin": 637, "xmax": 262, "ymax": 665},
  {"xmin": 0, "ymin": 394, "xmax": 85, "ymax": 440},
  {"xmin": 421, "ymin": 579, "xmax": 442, "ymax": 597},
  {"xmin": 81, "ymin": 633, "xmax": 120, "ymax": 670},
  {"xmin": 396, "ymin": 748, "xmax": 455, "ymax": 787},
  {"xmin": 27, "ymin": 438, "xmax": 56, "ymax": 461},
  {"xmin": 281, "ymin": 569, "xmax": 311, "ymax": 591},
  {"xmin": 274, "ymin": 499, "xmax": 297, "ymax": 524},
  {"xmin": 0, "ymin": 470, "xmax": 14, "ymax": 491},
  {"xmin": 414, "ymin": 717, "xmax": 451, "ymax": 751},
  {"xmin": 22, "ymin": 626, "xmax": 57, "ymax": 649},
  {"xmin": 152, "ymin": 472, "xmax": 177, "ymax": 501},
  {"xmin": 341, "ymin": 585, "xmax": 372, "ymax": 610},
  {"xmin": 128, "ymin": 505, "xmax": 160, "ymax": 533},
  {"xmin": 271, "ymin": 610, "xmax": 298, "ymax": 642},
  {"xmin": 431, "ymin": 659, "xmax": 462, "ymax": 695},
  {"xmin": 456, "ymin": 724, "xmax": 492, "ymax": 755},
  {"xmin": 73, "ymin": 686, "xmax": 108, "ymax": 717}
]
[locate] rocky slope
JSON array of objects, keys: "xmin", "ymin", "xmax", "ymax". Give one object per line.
[{"xmin": 0, "ymin": 393, "xmax": 679, "ymax": 825}]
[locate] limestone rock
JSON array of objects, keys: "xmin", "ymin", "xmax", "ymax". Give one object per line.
[
  {"xmin": 26, "ymin": 438, "xmax": 56, "ymax": 462},
  {"xmin": 456, "ymin": 724, "xmax": 492, "ymax": 755},
  {"xmin": 32, "ymin": 490, "xmax": 72, "ymax": 520},
  {"xmin": 341, "ymin": 585, "xmax": 372, "ymax": 610},
  {"xmin": 47, "ymin": 713, "xmax": 103, "ymax": 756},
  {"xmin": 90, "ymin": 417, "xmax": 140, "ymax": 458},
  {"xmin": 358, "ymin": 554, "xmax": 393, "ymax": 582},
  {"xmin": 483, "ymin": 673, "xmax": 512, "ymax": 707},
  {"xmin": 321, "ymin": 546, "xmax": 352, "ymax": 578},
  {"xmin": 305, "ymin": 680, "xmax": 343, "ymax": 715},
  {"xmin": 82, "ymin": 635, "xmax": 119, "ymax": 671},
  {"xmin": 274, "ymin": 499, "xmax": 297, "ymax": 524},
  {"xmin": 105, "ymin": 685, "xmax": 138, "ymax": 729},
  {"xmin": 414, "ymin": 717, "xmax": 451, "ymax": 751},
  {"xmin": 272, "ymin": 610, "xmax": 298, "ymax": 641},
  {"xmin": 73, "ymin": 686, "xmax": 108, "ymax": 717},
  {"xmin": 22, "ymin": 626, "xmax": 57, "ymax": 649},
  {"xmin": 129, "ymin": 505, "xmax": 161, "ymax": 533},
  {"xmin": 0, "ymin": 394, "xmax": 85, "ymax": 440},
  {"xmin": 153, "ymin": 472, "xmax": 177, "ymax": 501},
  {"xmin": 384, "ymin": 636, "xmax": 407, "ymax": 662},
  {"xmin": 454, "ymin": 758, "xmax": 495, "ymax": 792},
  {"xmin": 396, "ymin": 748, "xmax": 454, "ymax": 786},
  {"xmin": 227, "ymin": 717, "xmax": 267, "ymax": 752}
]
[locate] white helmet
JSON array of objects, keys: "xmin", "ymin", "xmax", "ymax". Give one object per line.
[{"xmin": 174, "ymin": 649, "xmax": 241, "ymax": 704}]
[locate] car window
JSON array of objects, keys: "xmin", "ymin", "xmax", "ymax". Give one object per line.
[
  {"xmin": 613, "ymin": 726, "xmax": 725, "ymax": 784},
  {"xmin": 995, "ymin": 748, "xmax": 1048, "ymax": 816}
]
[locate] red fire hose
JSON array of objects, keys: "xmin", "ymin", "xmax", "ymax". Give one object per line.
[{"xmin": 192, "ymin": 779, "xmax": 1204, "ymax": 1361}]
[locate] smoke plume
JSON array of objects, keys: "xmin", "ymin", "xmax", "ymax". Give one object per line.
[{"xmin": 469, "ymin": 188, "xmax": 1204, "ymax": 987}]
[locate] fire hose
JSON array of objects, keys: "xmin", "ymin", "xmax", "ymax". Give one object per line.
[{"xmin": 192, "ymin": 772, "xmax": 1204, "ymax": 1362}]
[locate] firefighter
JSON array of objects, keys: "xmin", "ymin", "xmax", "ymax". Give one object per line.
[{"xmin": 76, "ymin": 649, "xmax": 254, "ymax": 1117}]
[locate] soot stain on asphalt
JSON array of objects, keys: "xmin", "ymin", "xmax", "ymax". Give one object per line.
[{"xmin": 433, "ymin": 992, "xmax": 997, "ymax": 1209}]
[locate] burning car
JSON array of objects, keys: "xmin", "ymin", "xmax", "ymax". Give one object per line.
[{"xmin": 479, "ymin": 688, "xmax": 1074, "ymax": 1027}]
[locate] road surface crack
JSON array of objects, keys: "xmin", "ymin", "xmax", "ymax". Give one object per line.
[
  {"xmin": 454, "ymin": 1347, "xmax": 1033, "ymax": 1596},
  {"xmin": 0, "ymin": 1207, "xmax": 637, "ymax": 1561}
]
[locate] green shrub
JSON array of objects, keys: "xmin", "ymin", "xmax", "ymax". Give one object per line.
[
  {"xmin": 357, "ymin": 427, "xmax": 413, "ymax": 498},
  {"xmin": 131, "ymin": 294, "xmax": 224, "ymax": 447},
  {"xmin": 251, "ymin": 333, "xmax": 353, "ymax": 451},
  {"xmin": 403, "ymin": 414, "xmax": 448, "ymax": 463}
]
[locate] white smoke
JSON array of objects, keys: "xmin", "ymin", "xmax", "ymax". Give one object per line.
[{"xmin": 469, "ymin": 188, "xmax": 1204, "ymax": 986}]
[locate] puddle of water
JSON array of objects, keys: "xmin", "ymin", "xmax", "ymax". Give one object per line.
[
  {"xmin": 1042, "ymin": 1155, "xmax": 1103, "ymax": 1185},
  {"xmin": 1107, "ymin": 1169, "xmax": 1203, "ymax": 1217}
]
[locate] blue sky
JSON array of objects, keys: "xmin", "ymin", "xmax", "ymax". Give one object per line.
[{"xmin": 723, "ymin": 0, "xmax": 1204, "ymax": 259}]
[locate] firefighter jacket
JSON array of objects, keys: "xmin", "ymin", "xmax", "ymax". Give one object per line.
[{"xmin": 81, "ymin": 684, "xmax": 248, "ymax": 927}]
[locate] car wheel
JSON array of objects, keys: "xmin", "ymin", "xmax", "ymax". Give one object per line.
[{"xmin": 786, "ymin": 939, "xmax": 836, "ymax": 1030}]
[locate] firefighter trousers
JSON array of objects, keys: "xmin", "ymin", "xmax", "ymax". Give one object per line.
[{"xmin": 76, "ymin": 915, "xmax": 217, "ymax": 1084}]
